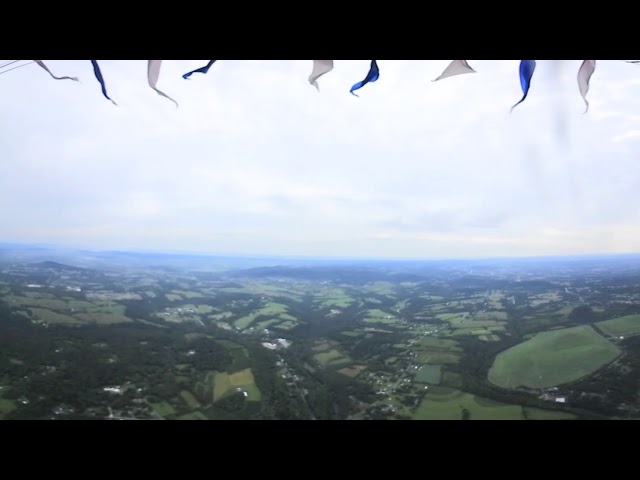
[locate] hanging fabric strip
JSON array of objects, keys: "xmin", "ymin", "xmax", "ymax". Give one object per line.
[
  {"xmin": 432, "ymin": 60, "xmax": 475, "ymax": 81},
  {"xmin": 34, "ymin": 61, "xmax": 79, "ymax": 82},
  {"xmin": 510, "ymin": 60, "xmax": 536, "ymax": 112},
  {"xmin": 182, "ymin": 60, "xmax": 217, "ymax": 79},
  {"xmin": 577, "ymin": 60, "xmax": 596, "ymax": 114},
  {"xmin": 148, "ymin": 60, "xmax": 178, "ymax": 107},
  {"xmin": 309, "ymin": 60, "xmax": 334, "ymax": 91},
  {"xmin": 350, "ymin": 60, "xmax": 380, "ymax": 97},
  {"xmin": 91, "ymin": 60, "xmax": 116, "ymax": 105}
]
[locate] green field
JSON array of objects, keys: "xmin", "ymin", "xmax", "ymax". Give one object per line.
[
  {"xmin": 553, "ymin": 305, "xmax": 576, "ymax": 316},
  {"xmin": 3, "ymin": 294, "xmax": 133, "ymax": 326},
  {"xmin": 150, "ymin": 401, "xmax": 176, "ymax": 417},
  {"xmin": 364, "ymin": 281, "xmax": 395, "ymax": 295},
  {"xmin": 254, "ymin": 319, "xmax": 282, "ymax": 330},
  {"xmin": 341, "ymin": 331, "xmax": 362, "ymax": 337},
  {"xmin": 338, "ymin": 365, "xmax": 366, "ymax": 378},
  {"xmin": 479, "ymin": 334, "xmax": 501, "ymax": 342},
  {"xmin": 416, "ymin": 351, "xmax": 461, "ymax": 364},
  {"xmin": 488, "ymin": 325, "xmax": 621, "ymax": 389},
  {"xmin": 363, "ymin": 309, "xmax": 399, "ymax": 324},
  {"xmin": 194, "ymin": 304, "xmax": 215, "ymax": 314},
  {"xmin": 180, "ymin": 390, "xmax": 201, "ymax": 409},
  {"xmin": 523, "ymin": 407, "xmax": 577, "ymax": 420},
  {"xmin": 451, "ymin": 327, "xmax": 491, "ymax": 336},
  {"xmin": 417, "ymin": 337, "xmax": 460, "ymax": 348},
  {"xmin": 177, "ymin": 411, "xmax": 208, "ymax": 420},
  {"xmin": 414, "ymin": 365, "xmax": 442, "ymax": 384},
  {"xmin": 216, "ymin": 340, "xmax": 252, "ymax": 373},
  {"xmin": 218, "ymin": 282, "xmax": 306, "ymax": 302},
  {"xmin": 66, "ymin": 299, "xmax": 95, "ymax": 309},
  {"xmin": 0, "ymin": 398, "xmax": 17, "ymax": 419},
  {"xmin": 86, "ymin": 302, "xmax": 127, "ymax": 315},
  {"xmin": 242, "ymin": 383, "xmax": 262, "ymax": 401},
  {"xmin": 435, "ymin": 312, "xmax": 469, "ymax": 323},
  {"xmin": 29, "ymin": 308, "xmax": 81, "ymax": 324},
  {"xmin": 412, "ymin": 387, "xmax": 523, "ymax": 420},
  {"xmin": 474, "ymin": 311, "xmax": 508, "ymax": 321},
  {"xmin": 314, "ymin": 349, "xmax": 351, "ymax": 368},
  {"xmin": 74, "ymin": 313, "xmax": 132, "ymax": 324},
  {"xmin": 414, "ymin": 337, "xmax": 463, "ymax": 364},
  {"xmin": 455, "ymin": 320, "xmax": 501, "ymax": 328},
  {"xmin": 234, "ymin": 302, "xmax": 293, "ymax": 330},
  {"xmin": 171, "ymin": 290, "xmax": 204, "ymax": 299},
  {"xmin": 4, "ymin": 294, "xmax": 68, "ymax": 310},
  {"xmin": 273, "ymin": 320, "xmax": 299, "ymax": 330},
  {"xmin": 595, "ymin": 315, "xmax": 640, "ymax": 337},
  {"xmin": 487, "ymin": 290, "xmax": 505, "ymax": 309},
  {"xmin": 422, "ymin": 295, "xmax": 445, "ymax": 302},
  {"xmin": 316, "ymin": 288, "xmax": 356, "ymax": 308},
  {"xmin": 184, "ymin": 332, "xmax": 214, "ymax": 342},
  {"xmin": 213, "ymin": 368, "xmax": 261, "ymax": 402}
]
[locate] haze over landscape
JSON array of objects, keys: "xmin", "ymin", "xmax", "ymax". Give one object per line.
[{"xmin": 2, "ymin": 60, "xmax": 640, "ymax": 258}]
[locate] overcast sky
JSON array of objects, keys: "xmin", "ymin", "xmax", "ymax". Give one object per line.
[{"xmin": 1, "ymin": 60, "xmax": 639, "ymax": 259}]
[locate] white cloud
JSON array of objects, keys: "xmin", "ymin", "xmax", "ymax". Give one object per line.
[{"xmin": 1, "ymin": 59, "xmax": 639, "ymax": 258}]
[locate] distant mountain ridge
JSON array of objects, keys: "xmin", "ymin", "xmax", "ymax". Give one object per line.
[{"xmin": 30, "ymin": 261, "xmax": 88, "ymax": 272}]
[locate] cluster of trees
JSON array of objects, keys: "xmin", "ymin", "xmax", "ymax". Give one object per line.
[
  {"xmin": 569, "ymin": 336, "xmax": 640, "ymax": 418},
  {"xmin": 1, "ymin": 299, "xmax": 298, "ymax": 419}
]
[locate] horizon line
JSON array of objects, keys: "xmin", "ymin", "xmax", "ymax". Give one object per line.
[{"xmin": 1, "ymin": 241, "xmax": 640, "ymax": 264}]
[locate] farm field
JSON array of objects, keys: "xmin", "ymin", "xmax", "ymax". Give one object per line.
[
  {"xmin": 488, "ymin": 325, "xmax": 621, "ymax": 389},
  {"xmin": 412, "ymin": 387, "xmax": 523, "ymax": 420},
  {"xmin": 595, "ymin": 315, "xmax": 640, "ymax": 337}
]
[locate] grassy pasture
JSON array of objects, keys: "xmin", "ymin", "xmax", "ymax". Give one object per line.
[
  {"xmin": 523, "ymin": 407, "xmax": 577, "ymax": 420},
  {"xmin": 180, "ymin": 390, "xmax": 201, "ymax": 409},
  {"xmin": 312, "ymin": 342, "xmax": 331, "ymax": 352},
  {"xmin": 150, "ymin": 401, "xmax": 176, "ymax": 417},
  {"xmin": 479, "ymin": 334, "xmax": 501, "ymax": 342},
  {"xmin": 363, "ymin": 309, "xmax": 399, "ymax": 324},
  {"xmin": 451, "ymin": 328, "xmax": 491, "ymax": 336},
  {"xmin": 341, "ymin": 331, "xmax": 362, "ymax": 337},
  {"xmin": 29, "ymin": 308, "xmax": 81, "ymax": 324},
  {"xmin": 172, "ymin": 290, "xmax": 204, "ymax": 299},
  {"xmin": 414, "ymin": 337, "xmax": 463, "ymax": 364},
  {"xmin": 4, "ymin": 294, "xmax": 67, "ymax": 310},
  {"xmin": 254, "ymin": 319, "xmax": 281, "ymax": 330},
  {"xmin": 177, "ymin": 411, "xmax": 208, "ymax": 420},
  {"xmin": 316, "ymin": 288, "xmax": 356, "ymax": 308},
  {"xmin": 414, "ymin": 365, "xmax": 442, "ymax": 384},
  {"xmin": 338, "ymin": 365, "xmax": 366, "ymax": 378},
  {"xmin": 273, "ymin": 320, "xmax": 299, "ymax": 330},
  {"xmin": 488, "ymin": 325, "xmax": 621, "ymax": 389},
  {"xmin": 474, "ymin": 311, "xmax": 508, "ymax": 321},
  {"xmin": 487, "ymin": 290, "xmax": 505, "ymax": 309},
  {"xmin": 412, "ymin": 387, "xmax": 523, "ymax": 420},
  {"xmin": 435, "ymin": 312, "xmax": 469, "ymax": 323},
  {"xmin": 234, "ymin": 302, "xmax": 294, "ymax": 330},
  {"xmin": 24, "ymin": 291, "xmax": 56, "ymax": 299},
  {"xmin": 595, "ymin": 315, "xmax": 640, "ymax": 337},
  {"xmin": 364, "ymin": 281, "xmax": 395, "ymax": 295},
  {"xmin": 213, "ymin": 368, "xmax": 261, "ymax": 402},
  {"xmin": 74, "ymin": 313, "xmax": 132, "ymax": 324},
  {"xmin": 0, "ymin": 399, "xmax": 17, "ymax": 419},
  {"xmin": 314, "ymin": 349, "xmax": 343, "ymax": 365},
  {"xmin": 454, "ymin": 320, "xmax": 499, "ymax": 328},
  {"xmin": 314, "ymin": 349, "xmax": 351, "ymax": 368}
]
